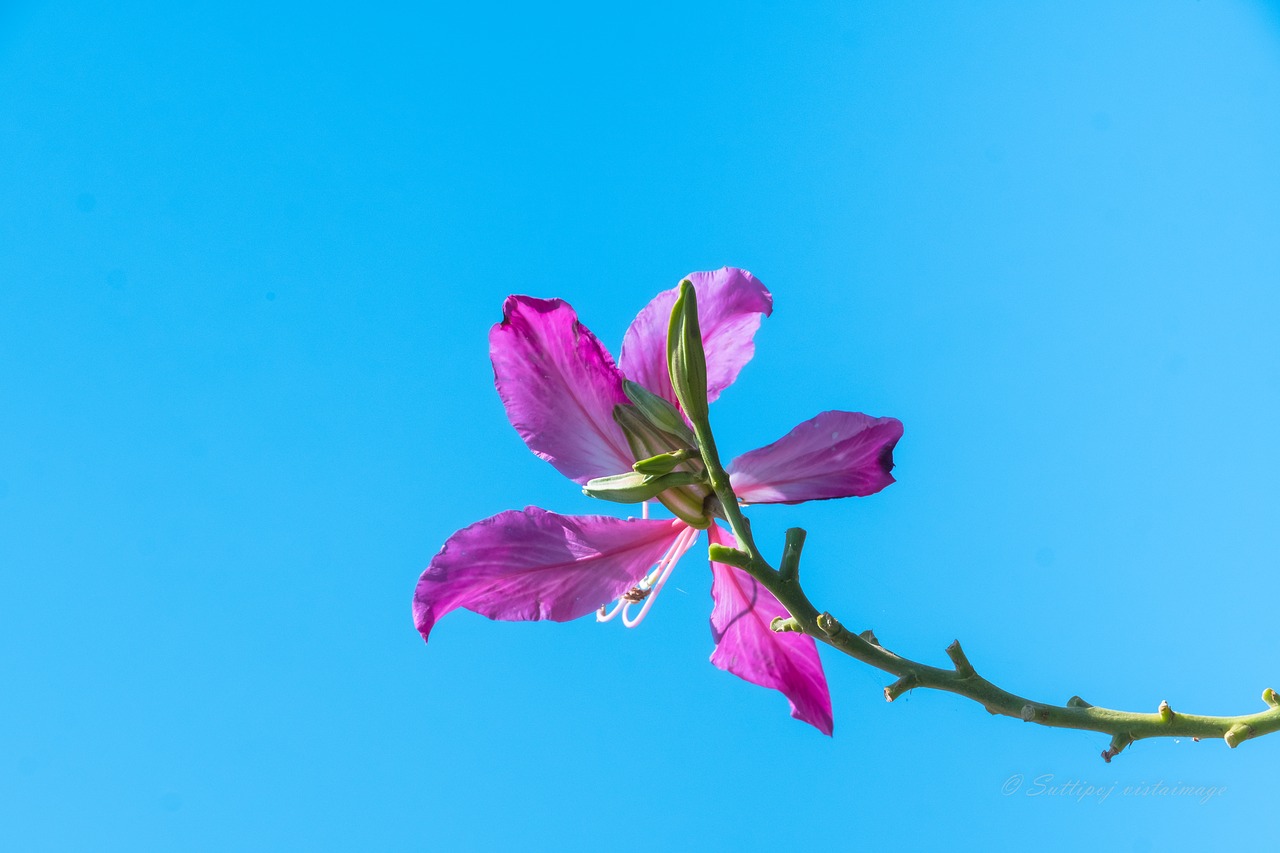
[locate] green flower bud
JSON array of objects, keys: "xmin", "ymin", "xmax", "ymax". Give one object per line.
[
  {"xmin": 632, "ymin": 448, "xmax": 695, "ymax": 476},
  {"xmin": 582, "ymin": 470, "xmax": 706, "ymax": 504},
  {"xmin": 613, "ymin": 404, "xmax": 694, "ymax": 459},
  {"xmin": 667, "ymin": 280, "xmax": 709, "ymax": 426},
  {"xmin": 621, "ymin": 380, "xmax": 697, "ymax": 446},
  {"xmin": 613, "ymin": 403, "xmax": 711, "ymax": 528}
]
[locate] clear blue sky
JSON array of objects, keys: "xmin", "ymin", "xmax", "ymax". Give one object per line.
[{"xmin": 3, "ymin": 2, "xmax": 1280, "ymax": 850}]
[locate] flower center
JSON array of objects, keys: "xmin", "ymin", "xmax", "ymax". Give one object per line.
[{"xmin": 596, "ymin": 523, "xmax": 700, "ymax": 629}]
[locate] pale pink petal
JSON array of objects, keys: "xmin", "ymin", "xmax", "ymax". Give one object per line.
[
  {"xmin": 491, "ymin": 296, "xmax": 635, "ymax": 485},
  {"xmin": 727, "ymin": 411, "xmax": 903, "ymax": 505},
  {"xmin": 619, "ymin": 267, "xmax": 773, "ymax": 406},
  {"xmin": 707, "ymin": 526, "xmax": 833, "ymax": 735},
  {"xmin": 414, "ymin": 507, "xmax": 682, "ymax": 642}
]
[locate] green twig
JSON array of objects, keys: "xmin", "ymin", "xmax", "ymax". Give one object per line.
[{"xmin": 687, "ymin": 394, "xmax": 1280, "ymax": 760}]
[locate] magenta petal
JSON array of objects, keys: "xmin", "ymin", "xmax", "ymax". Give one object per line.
[
  {"xmin": 707, "ymin": 526, "xmax": 833, "ymax": 735},
  {"xmin": 414, "ymin": 507, "xmax": 682, "ymax": 642},
  {"xmin": 727, "ymin": 411, "xmax": 904, "ymax": 505},
  {"xmin": 491, "ymin": 296, "xmax": 635, "ymax": 484},
  {"xmin": 619, "ymin": 267, "xmax": 773, "ymax": 406}
]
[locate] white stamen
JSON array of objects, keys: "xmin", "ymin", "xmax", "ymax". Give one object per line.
[
  {"xmin": 621, "ymin": 566, "xmax": 673, "ymax": 628},
  {"xmin": 641, "ymin": 500, "xmax": 649, "ymax": 520},
  {"xmin": 621, "ymin": 525, "xmax": 699, "ymax": 629},
  {"xmin": 596, "ymin": 598, "xmax": 626, "ymax": 623}
]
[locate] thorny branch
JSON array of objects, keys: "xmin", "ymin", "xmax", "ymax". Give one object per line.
[{"xmin": 697, "ymin": 425, "xmax": 1280, "ymax": 760}]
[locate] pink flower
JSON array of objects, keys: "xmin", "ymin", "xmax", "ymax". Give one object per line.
[{"xmin": 413, "ymin": 268, "xmax": 902, "ymax": 735}]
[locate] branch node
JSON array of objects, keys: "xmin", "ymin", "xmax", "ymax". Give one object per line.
[
  {"xmin": 1101, "ymin": 733, "xmax": 1132, "ymax": 763},
  {"xmin": 1020, "ymin": 703, "xmax": 1050, "ymax": 723},
  {"xmin": 770, "ymin": 616, "xmax": 803, "ymax": 634},
  {"xmin": 858, "ymin": 629, "xmax": 881, "ymax": 646},
  {"xmin": 1158, "ymin": 700, "xmax": 1175, "ymax": 723},
  {"xmin": 1224, "ymin": 723, "xmax": 1254, "ymax": 749},
  {"xmin": 945, "ymin": 640, "xmax": 975, "ymax": 677},
  {"xmin": 1067, "ymin": 696, "xmax": 1092, "ymax": 709},
  {"xmin": 1263, "ymin": 688, "xmax": 1280, "ymax": 709},
  {"xmin": 816, "ymin": 612, "xmax": 843, "ymax": 637},
  {"xmin": 884, "ymin": 674, "xmax": 919, "ymax": 702}
]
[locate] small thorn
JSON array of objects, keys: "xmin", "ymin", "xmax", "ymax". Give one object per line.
[
  {"xmin": 1067, "ymin": 696, "xmax": 1092, "ymax": 709},
  {"xmin": 770, "ymin": 616, "xmax": 802, "ymax": 634},
  {"xmin": 1158, "ymin": 700, "xmax": 1174, "ymax": 723},
  {"xmin": 859, "ymin": 629, "xmax": 880, "ymax": 646},
  {"xmin": 1101, "ymin": 733, "xmax": 1132, "ymax": 763},
  {"xmin": 884, "ymin": 673, "xmax": 919, "ymax": 702},
  {"xmin": 1263, "ymin": 688, "xmax": 1279, "ymax": 709},
  {"xmin": 1224, "ymin": 723, "xmax": 1253, "ymax": 749},
  {"xmin": 945, "ymin": 640, "xmax": 975, "ymax": 677}
]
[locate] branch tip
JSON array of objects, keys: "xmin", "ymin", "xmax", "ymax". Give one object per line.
[
  {"xmin": 884, "ymin": 674, "xmax": 919, "ymax": 702},
  {"xmin": 706, "ymin": 543, "xmax": 751, "ymax": 569},
  {"xmin": 945, "ymin": 640, "xmax": 975, "ymax": 677},
  {"xmin": 778, "ymin": 527, "xmax": 806, "ymax": 582}
]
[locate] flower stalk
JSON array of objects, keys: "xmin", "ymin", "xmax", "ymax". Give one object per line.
[{"xmin": 669, "ymin": 288, "xmax": 1280, "ymax": 761}]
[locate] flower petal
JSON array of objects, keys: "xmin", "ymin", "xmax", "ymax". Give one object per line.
[
  {"xmin": 619, "ymin": 267, "xmax": 773, "ymax": 406},
  {"xmin": 491, "ymin": 296, "xmax": 635, "ymax": 484},
  {"xmin": 707, "ymin": 525, "xmax": 833, "ymax": 735},
  {"xmin": 414, "ymin": 507, "xmax": 682, "ymax": 642},
  {"xmin": 727, "ymin": 411, "xmax": 903, "ymax": 505}
]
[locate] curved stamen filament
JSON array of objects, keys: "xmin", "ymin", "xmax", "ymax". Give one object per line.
[
  {"xmin": 621, "ymin": 525, "xmax": 700, "ymax": 628},
  {"xmin": 597, "ymin": 570, "xmax": 656, "ymax": 623},
  {"xmin": 596, "ymin": 598, "xmax": 626, "ymax": 623}
]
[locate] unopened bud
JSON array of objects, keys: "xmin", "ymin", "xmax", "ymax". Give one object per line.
[
  {"xmin": 613, "ymin": 402, "xmax": 711, "ymax": 528},
  {"xmin": 614, "ymin": 405, "xmax": 693, "ymax": 459},
  {"xmin": 582, "ymin": 470, "xmax": 706, "ymax": 504},
  {"xmin": 633, "ymin": 449, "xmax": 695, "ymax": 475},
  {"xmin": 667, "ymin": 280, "xmax": 709, "ymax": 425},
  {"xmin": 622, "ymin": 379, "xmax": 697, "ymax": 446}
]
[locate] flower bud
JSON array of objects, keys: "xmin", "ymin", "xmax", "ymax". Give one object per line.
[
  {"xmin": 613, "ymin": 404, "xmax": 694, "ymax": 459},
  {"xmin": 613, "ymin": 403, "xmax": 711, "ymax": 528},
  {"xmin": 667, "ymin": 280, "xmax": 709, "ymax": 426},
  {"xmin": 632, "ymin": 449, "xmax": 695, "ymax": 475},
  {"xmin": 582, "ymin": 470, "xmax": 705, "ymax": 504},
  {"xmin": 622, "ymin": 379, "xmax": 697, "ymax": 446}
]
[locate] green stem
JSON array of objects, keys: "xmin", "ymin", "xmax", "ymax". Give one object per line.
[
  {"xmin": 690, "ymin": 414, "xmax": 1280, "ymax": 760},
  {"xmin": 690, "ymin": 419, "xmax": 756, "ymax": 556}
]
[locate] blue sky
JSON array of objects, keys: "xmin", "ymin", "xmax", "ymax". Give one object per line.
[{"xmin": 3, "ymin": 2, "xmax": 1280, "ymax": 850}]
